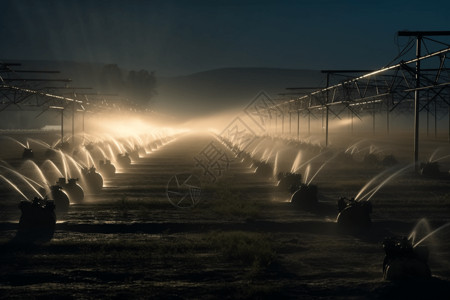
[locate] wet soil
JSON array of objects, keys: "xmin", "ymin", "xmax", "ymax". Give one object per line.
[{"xmin": 1, "ymin": 131, "xmax": 450, "ymax": 299}]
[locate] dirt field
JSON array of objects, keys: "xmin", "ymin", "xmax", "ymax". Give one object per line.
[{"xmin": 1, "ymin": 131, "xmax": 450, "ymax": 299}]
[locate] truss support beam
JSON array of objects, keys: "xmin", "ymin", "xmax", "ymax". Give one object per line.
[{"xmin": 398, "ymin": 31, "xmax": 450, "ymax": 37}]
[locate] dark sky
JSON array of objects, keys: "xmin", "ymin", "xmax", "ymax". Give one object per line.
[{"xmin": 1, "ymin": 0, "xmax": 449, "ymax": 76}]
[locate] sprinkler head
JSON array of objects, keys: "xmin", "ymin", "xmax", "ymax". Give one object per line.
[
  {"xmin": 50, "ymin": 184, "xmax": 70, "ymax": 212},
  {"xmin": 17, "ymin": 197, "xmax": 56, "ymax": 242},
  {"xmin": 336, "ymin": 197, "xmax": 372, "ymax": 230},
  {"xmin": 22, "ymin": 148, "xmax": 34, "ymax": 159},
  {"xmin": 382, "ymin": 236, "xmax": 431, "ymax": 281},
  {"xmin": 420, "ymin": 161, "xmax": 441, "ymax": 177},
  {"xmin": 290, "ymin": 184, "xmax": 318, "ymax": 208},
  {"xmin": 99, "ymin": 160, "xmax": 116, "ymax": 178},
  {"xmin": 63, "ymin": 178, "xmax": 84, "ymax": 203},
  {"xmin": 127, "ymin": 146, "xmax": 140, "ymax": 160},
  {"xmin": 82, "ymin": 167, "xmax": 103, "ymax": 193},
  {"xmin": 278, "ymin": 172, "xmax": 302, "ymax": 193},
  {"xmin": 67, "ymin": 178, "xmax": 79, "ymax": 185},
  {"xmin": 116, "ymin": 152, "xmax": 131, "ymax": 167},
  {"xmin": 57, "ymin": 177, "xmax": 66, "ymax": 186}
]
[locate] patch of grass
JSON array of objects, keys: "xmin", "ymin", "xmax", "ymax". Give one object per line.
[
  {"xmin": 207, "ymin": 231, "xmax": 276, "ymax": 272},
  {"xmin": 203, "ymin": 184, "xmax": 263, "ymax": 219}
]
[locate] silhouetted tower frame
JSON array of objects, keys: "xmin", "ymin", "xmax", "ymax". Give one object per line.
[{"xmin": 398, "ymin": 31, "xmax": 450, "ymax": 170}]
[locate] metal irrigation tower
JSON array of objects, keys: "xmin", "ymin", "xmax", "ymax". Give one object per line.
[
  {"xmin": 266, "ymin": 30, "xmax": 450, "ymax": 169},
  {"xmin": 398, "ymin": 31, "xmax": 450, "ymax": 170},
  {"xmin": 0, "ymin": 62, "xmax": 148, "ymax": 147}
]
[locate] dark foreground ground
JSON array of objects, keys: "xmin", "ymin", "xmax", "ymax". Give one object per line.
[{"xmin": 1, "ymin": 132, "xmax": 450, "ymax": 299}]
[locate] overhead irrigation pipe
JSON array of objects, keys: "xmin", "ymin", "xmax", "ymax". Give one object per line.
[
  {"xmin": 0, "ymin": 84, "xmax": 86, "ymax": 105},
  {"xmin": 0, "ymin": 84, "xmax": 117, "ymax": 112},
  {"xmin": 0, "ymin": 75, "xmax": 152, "ymax": 114},
  {"xmin": 269, "ymin": 46, "xmax": 450, "ymax": 111}
]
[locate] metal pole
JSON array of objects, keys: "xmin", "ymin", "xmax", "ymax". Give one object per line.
[
  {"xmin": 434, "ymin": 100, "xmax": 437, "ymax": 139},
  {"xmin": 325, "ymin": 73, "xmax": 330, "ymax": 146},
  {"xmin": 414, "ymin": 36, "xmax": 422, "ymax": 170},
  {"xmin": 321, "ymin": 109, "xmax": 324, "ymax": 132},
  {"xmin": 275, "ymin": 114, "xmax": 278, "ymax": 135},
  {"xmin": 348, "ymin": 109, "xmax": 351, "ymax": 133},
  {"xmin": 72, "ymin": 99, "xmax": 75, "ymax": 146},
  {"xmin": 289, "ymin": 112, "xmax": 292, "ymax": 136},
  {"xmin": 297, "ymin": 110, "xmax": 300, "ymax": 140},
  {"xmin": 372, "ymin": 109, "xmax": 376, "ymax": 136},
  {"xmin": 281, "ymin": 113, "xmax": 284, "ymax": 135},
  {"xmin": 61, "ymin": 110, "xmax": 64, "ymax": 143},
  {"xmin": 82, "ymin": 112, "xmax": 85, "ymax": 143},
  {"xmin": 351, "ymin": 112, "xmax": 354, "ymax": 135},
  {"xmin": 386, "ymin": 101, "xmax": 390, "ymax": 136},
  {"xmin": 325, "ymin": 106, "xmax": 329, "ymax": 146},
  {"xmin": 308, "ymin": 112, "xmax": 311, "ymax": 136},
  {"xmin": 268, "ymin": 115, "xmax": 272, "ymax": 136}
]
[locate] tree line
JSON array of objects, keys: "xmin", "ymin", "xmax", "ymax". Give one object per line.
[{"xmin": 99, "ymin": 64, "xmax": 157, "ymax": 107}]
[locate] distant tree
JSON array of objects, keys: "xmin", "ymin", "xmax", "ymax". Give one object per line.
[
  {"xmin": 99, "ymin": 64, "xmax": 124, "ymax": 92},
  {"xmin": 98, "ymin": 64, "xmax": 157, "ymax": 108},
  {"xmin": 126, "ymin": 69, "xmax": 157, "ymax": 106}
]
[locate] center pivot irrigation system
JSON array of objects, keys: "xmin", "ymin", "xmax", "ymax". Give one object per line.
[
  {"xmin": 1, "ymin": 31, "xmax": 450, "ymax": 169},
  {"xmin": 0, "ymin": 62, "xmax": 150, "ymax": 144},
  {"xmin": 268, "ymin": 31, "xmax": 450, "ymax": 169}
]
